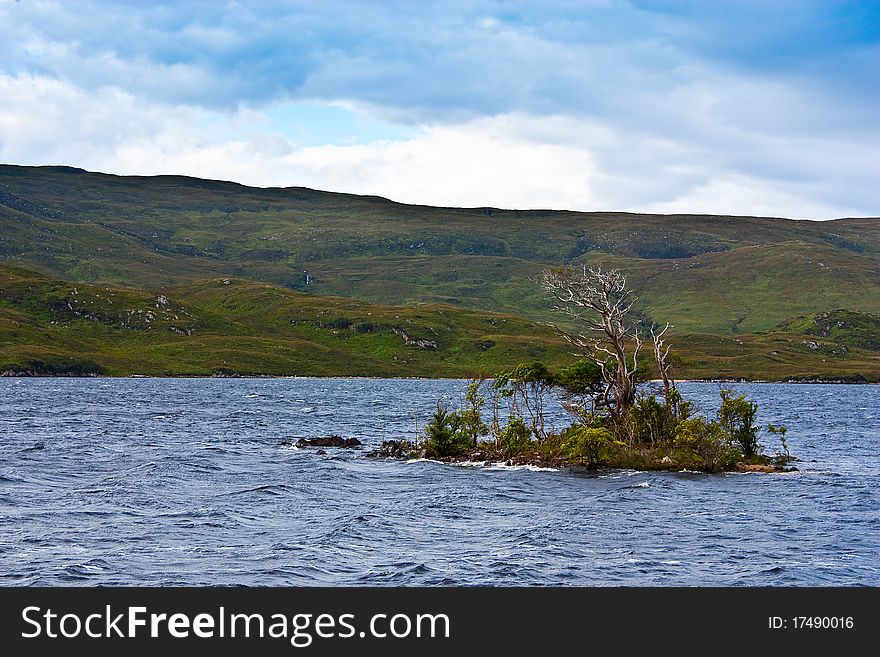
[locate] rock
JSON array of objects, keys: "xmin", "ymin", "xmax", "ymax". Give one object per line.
[
  {"xmin": 737, "ymin": 464, "xmax": 775, "ymax": 473},
  {"xmin": 392, "ymin": 328, "xmax": 437, "ymax": 350},
  {"xmin": 315, "ymin": 449, "xmax": 327, "ymax": 455},
  {"xmin": 660, "ymin": 455, "xmax": 673, "ymax": 465},
  {"xmin": 365, "ymin": 439, "xmax": 414, "ymax": 458},
  {"xmin": 736, "ymin": 463, "xmax": 797, "ymax": 473},
  {"xmin": 294, "ymin": 436, "xmax": 362, "ymax": 448},
  {"xmin": 0, "ymin": 188, "xmax": 66, "ymax": 219},
  {"xmin": 212, "ymin": 368, "xmax": 240, "ymax": 377}
]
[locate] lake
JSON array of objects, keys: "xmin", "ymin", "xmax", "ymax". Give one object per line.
[{"xmin": 0, "ymin": 378, "xmax": 877, "ymax": 586}]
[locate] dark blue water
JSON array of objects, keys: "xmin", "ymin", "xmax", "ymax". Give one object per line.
[{"xmin": 0, "ymin": 378, "xmax": 877, "ymax": 586}]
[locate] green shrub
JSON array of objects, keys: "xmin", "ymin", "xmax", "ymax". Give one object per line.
[
  {"xmin": 664, "ymin": 387, "xmax": 693, "ymax": 421},
  {"xmin": 534, "ymin": 433, "xmax": 566, "ymax": 461},
  {"xmin": 460, "ymin": 381, "xmax": 489, "ymax": 447},
  {"xmin": 718, "ymin": 389, "xmax": 760, "ymax": 457},
  {"xmin": 673, "ymin": 417, "xmax": 740, "ymax": 472},
  {"xmin": 562, "ymin": 426, "xmax": 621, "ymax": 468},
  {"xmin": 424, "ymin": 403, "xmax": 470, "ymax": 457},
  {"xmin": 497, "ymin": 417, "xmax": 533, "ymax": 455},
  {"xmin": 630, "ymin": 393, "xmax": 675, "ymax": 445},
  {"xmin": 555, "ymin": 359, "xmax": 602, "ymax": 394},
  {"xmin": 767, "ymin": 423, "xmax": 791, "ymax": 464}
]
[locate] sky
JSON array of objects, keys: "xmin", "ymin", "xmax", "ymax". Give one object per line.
[{"xmin": 0, "ymin": 1, "xmax": 877, "ymax": 219}]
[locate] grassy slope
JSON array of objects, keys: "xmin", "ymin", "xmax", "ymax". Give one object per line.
[
  {"xmin": 1, "ymin": 263, "xmax": 877, "ymax": 380},
  {"xmin": 1, "ymin": 165, "xmax": 878, "ymax": 338},
  {"xmin": 0, "ymin": 262, "xmax": 575, "ymax": 376}
]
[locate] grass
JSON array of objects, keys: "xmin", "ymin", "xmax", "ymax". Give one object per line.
[
  {"xmin": 1, "ymin": 262, "xmax": 877, "ymax": 380},
  {"xmin": 1, "ymin": 164, "xmax": 878, "ymax": 337}
]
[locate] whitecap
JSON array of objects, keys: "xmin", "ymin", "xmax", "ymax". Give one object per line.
[
  {"xmin": 598, "ymin": 469, "xmax": 639, "ymax": 479},
  {"xmin": 403, "ymin": 457, "xmax": 559, "ymax": 472},
  {"xmin": 484, "ymin": 463, "xmax": 558, "ymax": 472}
]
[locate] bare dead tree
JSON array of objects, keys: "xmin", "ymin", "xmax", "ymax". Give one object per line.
[
  {"xmin": 539, "ymin": 265, "xmax": 642, "ymax": 420},
  {"xmin": 651, "ymin": 322, "xmax": 675, "ymax": 404}
]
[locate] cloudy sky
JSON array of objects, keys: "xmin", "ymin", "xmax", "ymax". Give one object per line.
[{"xmin": 1, "ymin": 1, "xmax": 877, "ymax": 218}]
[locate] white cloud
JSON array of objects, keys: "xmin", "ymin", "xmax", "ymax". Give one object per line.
[
  {"xmin": 0, "ymin": 73, "xmax": 875, "ymax": 219},
  {"xmin": 0, "ymin": 73, "xmax": 205, "ymax": 166},
  {"xmin": 0, "ymin": 3, "xmax": 876, "ymax": 218},
  {"xmin": 644, "ymin": 175, "xmax": 861, "ymax": 221},
  {"xmin": 277, "ymin": 123, "xmax": 597, "ymax": 210}
]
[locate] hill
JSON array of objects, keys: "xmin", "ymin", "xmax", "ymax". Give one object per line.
[
  {"xmin": 0, "ymin": 262, "xmax": 573, "ymax": 376},
  {"xmin": 1, "ymin": 262, "xmax": 877, "ymax": 380},
  {"xmin": 1, "ymin": 164, "xmax": 878, "ymax": 339}
]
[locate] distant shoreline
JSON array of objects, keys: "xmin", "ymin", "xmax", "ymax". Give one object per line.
[{"xmin": 1, "ymin": 372, "xmax": 875, "ymax": 384}]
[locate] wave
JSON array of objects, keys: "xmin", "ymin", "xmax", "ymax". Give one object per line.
[
  {"xmin": 483, "ymin": 463, "xmax": 558, "ymax": 472},
  {"xmin": 224, "ymin": 484, "xmax": 293, "ymax": 497},
  {"xmin": 403, "ymin": 458, "xmax": 558, "ymax": 472},
  {"xmin": 596, "ymin": 469, "xmax": 644, "ymax": 478},
  {"xmin": 19, "ymin": 442, "xmax": 45, "ymax": 452},
  {"xmin": 61, "ymin": 563, "xmax": 105, "ymax": 579},
  {"xmin": 2, "ymin": 378, "xmax": 875, "ymax": 586}
]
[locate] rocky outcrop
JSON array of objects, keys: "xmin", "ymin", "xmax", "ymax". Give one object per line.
[
  {"xmin": 288, "ymin": 436, "xmax": 363, "ymax": 448},
  {"xmin": 392, "ymin": 328, "xmax": 437, "ymax": 350},
  {"xmin": 0, "ymin": 361, "xmax": 103, "ymax": 376},
  {"xmin": 0, "ymin": 187, "xmax": 66, "ymax": 219},
  {"xmin": 365, "ymin": 439, "xmax": 418, "ymax": 458},
  {"xmin": 736, "ymin": 463, "xmax": 798, "ymax": 473}
]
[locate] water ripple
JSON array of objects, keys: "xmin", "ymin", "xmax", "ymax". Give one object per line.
[{"xmin": 0, "ymin": 378, "xmax": 877, "ymax": 586}]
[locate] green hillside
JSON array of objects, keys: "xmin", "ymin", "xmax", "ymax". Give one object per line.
[
  {"xmin": 0, "ymin": 164, "xmax": 877, "ymax": 380},
  {"xmin": 1, "ymin": 262, "xmax": 877, "ymax": 380},
  {"xmin": 0, "ymin": 262, "xmax": 575, "ymax": 377},
  {"xmin": 776, "ymin": 310, "xmax": 880, "ymax": 351},
  {"xmin": 1, "ymin": 165, "xmax": 878, "ymax": 338}
]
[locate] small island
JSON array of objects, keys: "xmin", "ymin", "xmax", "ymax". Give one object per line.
[{"xmin": 369, "ymin": 266, "xmax": 797, "ymax": 474}]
